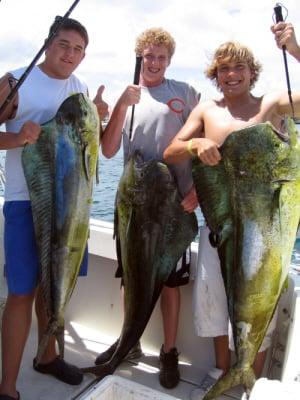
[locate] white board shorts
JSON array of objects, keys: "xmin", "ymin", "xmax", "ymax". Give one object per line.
[{"xmin": 193, "ymin": 226, "xmax": 277, "ymax": 352}]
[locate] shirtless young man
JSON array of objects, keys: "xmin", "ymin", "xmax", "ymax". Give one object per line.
[{"xmin": 163, "ymin": 21, "xmax": 300, "ymax": 400}]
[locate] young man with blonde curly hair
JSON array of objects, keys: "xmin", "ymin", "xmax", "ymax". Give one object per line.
[{"xmin": 99, "ymin": 27, "xmax": 200, "ymax": 389}]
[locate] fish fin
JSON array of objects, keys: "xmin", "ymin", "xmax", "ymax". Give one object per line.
[
  {"xmin": 56, "ymin": 325, "xmax": 65, "ymax": 359},
  {"xmin": 81, "ymin": 363, "xmax": 113, "ymax": 378},
  {"xmin": 96, "ymin": 156, "xmax": 100, "ymax": 184},
  {"xmin": 22, "ymin": 125, "xmax": 55, "ymax": 316},
  {"xmin": 286, "ymin": 116, "xmax": 299, "ymax": 147},
  {"xmin": 192, "ymin": 157, "xmax": 230, "ymax": 235},
  {"xmin": 115, "ymin": 234, "xmax": 123, "ymax": 271},
  {"xmin": 113, "ymin": 191, "xmax": 126, "ymax": 275},
  {"xmin": 82, "ymin": 142, "xmax": 99, "ymax": 182},
  {"xmin": 35, "ymin": 319, "xmax": 58, "ymax": 364},
  {"xmin": 203, "ymin": 365, "xmax": 256, "ymax": 400},
  {"xmin": 113, "ymin": 191, "xmax": 120, "ymax": 245},
  {"xmin": 113, "ymin": 194, "xmax": 118, "ymax": 240},
  {"xmin": 82, "ymin": 142, "xmax": 90, "ymax": 181},
  {"xmin": 283, "ymin": 275, "xmax": 289, "ymax": 291}
]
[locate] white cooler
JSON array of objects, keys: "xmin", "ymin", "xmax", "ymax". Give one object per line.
[{"xmin": 79, "ymin": 375, "xmax": 178, "ymax": 400}]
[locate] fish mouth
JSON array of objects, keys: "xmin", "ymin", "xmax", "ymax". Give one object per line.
[
  {"xmin": 274, "ymin": 118, "xmax": 291, "ymax": 141},
  {"xmin": 271, "ymin": 116, "xmax": 300, "ymax": 142},
  {"xmin": 79, "ymin": 129, "xmax": 90, "ymax": 136},
  {"xmin": 133, "ymin": 150, "xmax": 145, "ymax": 166},
  {"xmin": 132, "ymin": 151, "xmax": 155, "ymax": 178}
]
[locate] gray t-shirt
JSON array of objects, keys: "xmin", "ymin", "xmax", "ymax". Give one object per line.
[{"xmin": 123, "ymin": 79, "xmax": 200, "ymax": 197}]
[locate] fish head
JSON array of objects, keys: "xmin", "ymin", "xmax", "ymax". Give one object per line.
[
  {"xmin": 56, "ymin": 93, "xmax": 99, "ymax": 144},
  {"xmin": 222, "ymin": 120, "xmax": 300, "ymax": 184},
  {"xmin": 56, "ymin": 93, "xmax": 97, "ymax": 129},
  {"xmin": 271, "ymin": 118, "xmax": 300, "ymax": 182},
  {"xmin": 77, "ymin": 94, "xmax": 100, "ymax": 180},
  {"xmin": 120, "ymin": 150, "xmax": 175, "ymax": 206},
  {"xmin": 286, "ymin": 117, "xmax": 300, "ymax": 148},
  {"xmin": 57, "ymin": 93, "xmax": 100, "ymax": 180}
]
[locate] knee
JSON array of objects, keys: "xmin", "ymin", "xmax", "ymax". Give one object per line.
[
  {"xmin": 160, "ymin": 286, "xmax": 180, "ymax": 305},
  {"xmin": 162, "ymin": 285, "xmax": 179, "ymax": 297},
  {"xmin": 6, "ymin": 291, "xmax": 35, "ymax": 307}
]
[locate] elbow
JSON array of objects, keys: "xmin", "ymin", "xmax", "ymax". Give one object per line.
[
  {"xmin": 163, "ymin": 145, "xmax": 176, "ymax": 164},
  {"xmin": 101, "ymin": 146, "xmax": 116, "ymax": 159},
  {"xmin": 163, "ymin": 147, "xmax": 171, "ymax": 163},
  {"xmin": 101, "ymin": 141, "xmax": 120, "ymax": 159}
]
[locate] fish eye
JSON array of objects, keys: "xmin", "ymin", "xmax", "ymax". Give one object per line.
[{"xmin": 66, "ymin": 112, "xmax": 75, "ymax": 122}]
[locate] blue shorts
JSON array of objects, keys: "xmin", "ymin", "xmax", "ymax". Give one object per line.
[{"xmin": 3, "ymin": 201, "xmax": 88, "ymax": 295}]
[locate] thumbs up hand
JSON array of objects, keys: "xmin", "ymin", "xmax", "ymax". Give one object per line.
[{"xmin": 93, "ymin": 85, "xmax": 109, "ymax": 120}]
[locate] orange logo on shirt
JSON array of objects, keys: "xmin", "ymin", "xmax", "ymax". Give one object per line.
[{"xmin": 167, "ymin": 98, "xmax": 185, "ymax": 114}]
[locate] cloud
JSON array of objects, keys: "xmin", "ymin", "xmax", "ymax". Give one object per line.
[{"xmin": 0, "ymin": 0, "xmax": 299, "ymax": 104}]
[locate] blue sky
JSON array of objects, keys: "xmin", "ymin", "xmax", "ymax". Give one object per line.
[{"xmin": 0, "ymin": 0, "xmax": 299, "ymax": 106}]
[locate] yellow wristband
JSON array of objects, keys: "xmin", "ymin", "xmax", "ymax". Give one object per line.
[{"xmin": 187, "ymin": 139, "xmax": 195, "ymax": 156}]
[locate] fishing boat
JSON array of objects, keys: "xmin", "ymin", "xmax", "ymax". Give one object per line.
[{"xmin": 0, "ymin": 196, "xmax": 299, "ymax": 400}]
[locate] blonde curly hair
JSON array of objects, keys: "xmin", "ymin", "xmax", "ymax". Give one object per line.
[
  {"xmin": 205, "ymin": 41, "xmax": 262, "ymax": 90},
  {"xmin": 135, "ymin": 27, "xmax": 176, "ymax": 59}
]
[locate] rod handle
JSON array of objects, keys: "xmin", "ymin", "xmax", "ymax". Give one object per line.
[
  {"xmin": 274, "ymin": 3, "xmax": 284, "ymax": 23},
  {"xmin": 133, "ymin": 56, "xmax": 142, "ymax": 85}
]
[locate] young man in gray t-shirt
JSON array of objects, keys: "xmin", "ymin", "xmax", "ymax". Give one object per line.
[{"xmin": 99, "ymin": 27, "xmax": 200, "ymax": 389}]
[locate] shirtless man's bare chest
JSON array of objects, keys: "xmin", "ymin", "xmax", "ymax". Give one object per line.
[{"xmin": 202, "ymin": 93, "xmax": 287, "ymax": 145}]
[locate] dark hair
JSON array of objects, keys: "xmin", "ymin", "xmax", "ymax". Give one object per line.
[{"xmin": 47, "ymin": 16, "xmax": 89, "ymax": 48}]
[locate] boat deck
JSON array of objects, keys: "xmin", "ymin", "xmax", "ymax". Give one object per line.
[
  {"xmin": 16, "ymin": 308, "xmax": 244, "ymax": 400},
  {"xmin": 1, "ymin": 218, "xmax": 300, "ymax": 399}
]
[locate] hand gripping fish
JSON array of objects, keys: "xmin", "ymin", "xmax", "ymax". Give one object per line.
[
  {"xmin": 22, "ymin": 93, "xmax": 99, "ymax": 363},
  {"xmin": 81, "ymin": 150, "xmax": 198, "ymax": 379},
  {"xmin": 192, "ymin": 119, "xmax": 300, "ymax": 399}
]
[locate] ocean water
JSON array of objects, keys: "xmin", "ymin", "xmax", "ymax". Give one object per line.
[
  {"xmin": 1, "ymin": 149, "xmax": 300, "ymax": 266},
  {"xmin": 91, "ymin": 149, "xmax": 123, "ymax": 222},
  {"xmin": 1, "ymin": 123, "xmax": 299, "ymax": 225},
  {"xmin": 94, "ymin": 148, "xmax": 204, "ymax": 225},
  {"xmin": 0, "ymin": 149, "xmax": 123, "ymax": 223},
  {"xmin": 0, "ymin": 149, "xmax": 203, "ymax": 225}
]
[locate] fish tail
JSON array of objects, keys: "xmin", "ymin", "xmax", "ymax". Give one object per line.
[
  {"xmin": 203, "ymin": 365, "xmax": 256, "ymax": 400},
  {"xmin": 56, "ymin": 325, "xmax": 65, "ymax": 359},
  {"xmin": 35, "ymin": 319, "xmax": 58, "ymax": 364},
  {"xmin": 81, "ymin": 363, "xmax": 113, "ymax": 379}
]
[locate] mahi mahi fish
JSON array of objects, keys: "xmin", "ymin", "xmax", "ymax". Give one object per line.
[
  {"xmin": 82, "ymin": 150, "xmax": 198, "ymax": 378},
  {"xmin": 22, "ymin": 93, "xmax": 99, "ymax": 363},
  {"xmin": 192, "ymin": 119, "xmax": 300, "ymax": 399}
]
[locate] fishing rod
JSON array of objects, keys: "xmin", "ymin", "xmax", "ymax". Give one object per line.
[
  {"xmin": 273, "ymin": 3, "xmax": 295, "ymax": 118},
  {"xmin": 0, "ymin": 0, "xmax": 81, "ymax": 118},
  {"xmin": 128, "ymin": 56, "xmax": 142, "ymax": 141}
]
